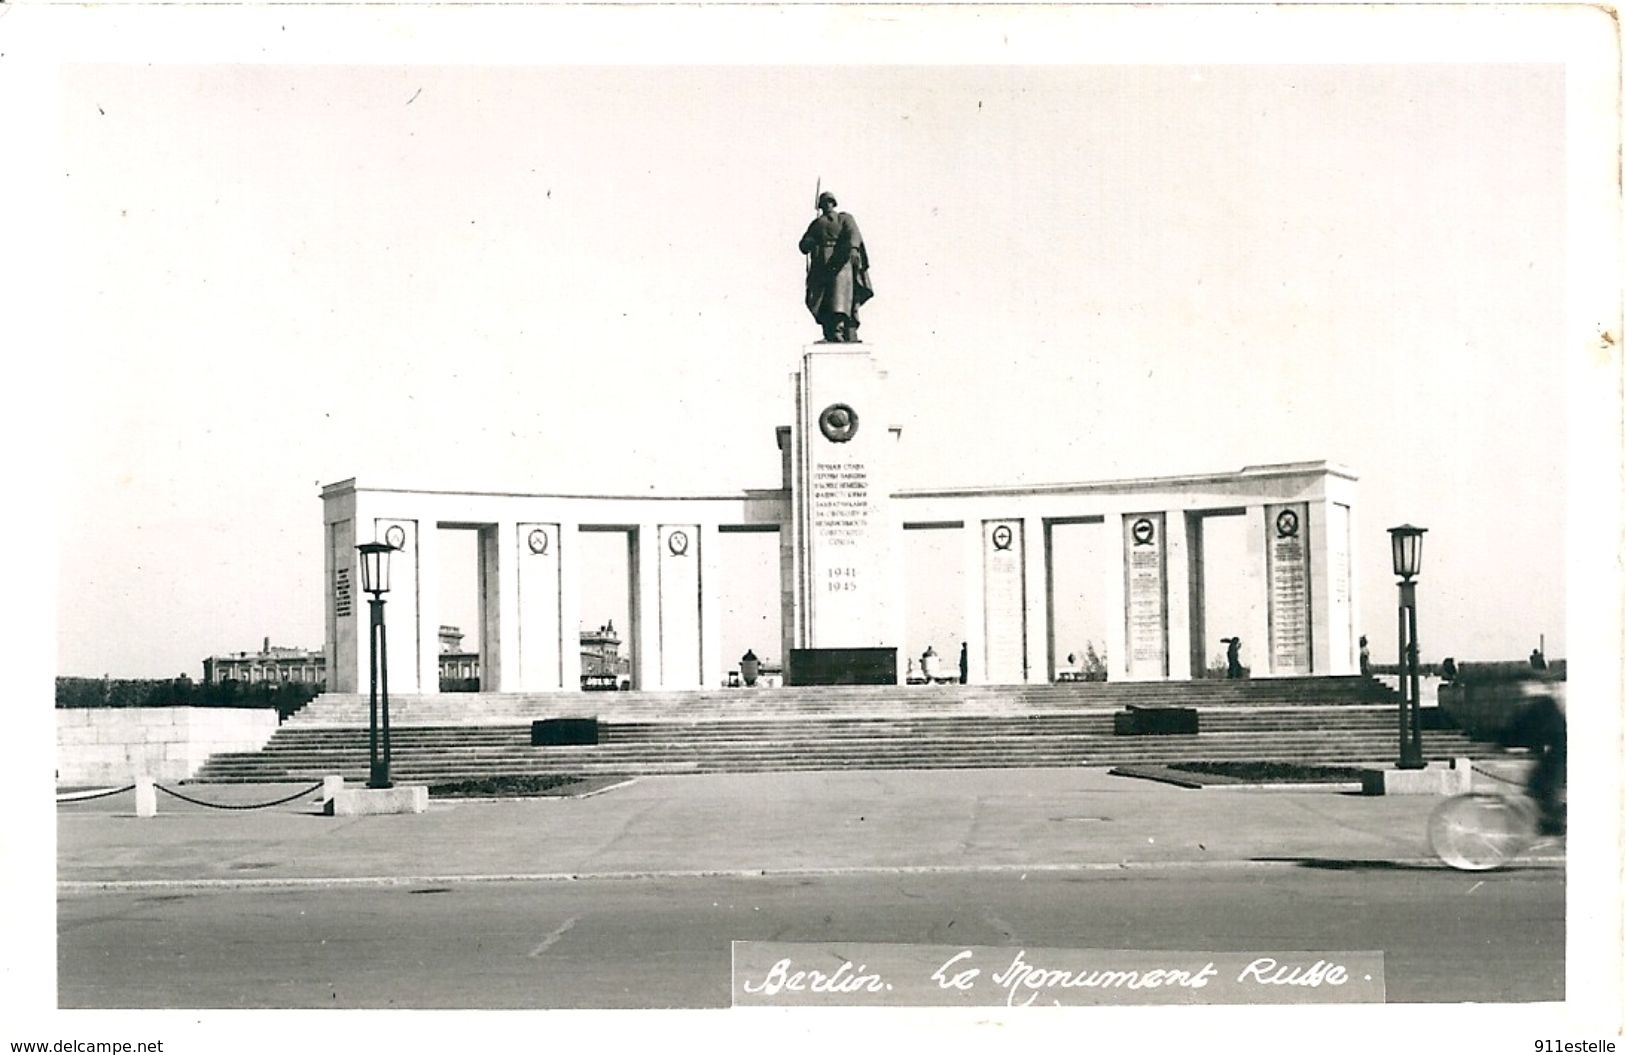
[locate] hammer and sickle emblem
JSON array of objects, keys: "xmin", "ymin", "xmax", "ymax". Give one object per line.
[
  {"xmin": 991, "ymin": 524, "xmax": 1014, "ymax": 551},
  {"xmin": 1275, "ymin": 509, "xmax": 1300, "ymax": 538},
  {"xmin": 527, "ymin": 529, "xmax": 550, "ymax": 555},
  {"xmin": 818, "ymin": 403, "xmax": 860, "ymax": 443},
  {"xmin": 667, "ymin": 530, "xmax": 691, "ymax": 557},
  {"xmin": 1131, "ymin": 518, "xmax": 1156, "ymax": 546}
]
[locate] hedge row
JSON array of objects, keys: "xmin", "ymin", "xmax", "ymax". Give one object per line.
[{"xmin": 55, "ymin": 677, "xmax": 319, "ymax": 720}]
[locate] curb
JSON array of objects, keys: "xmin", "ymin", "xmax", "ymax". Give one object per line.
[{"xmin": 55, "ymin": 854, "xmax": 1567, "ymax": 892}]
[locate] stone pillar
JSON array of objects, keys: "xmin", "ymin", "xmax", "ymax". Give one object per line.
[
  {"xmin": 960, "ymin": 522, "xmax": 987, "ymax": 684},
  {"xmin": 1183, "ymin": 512, "xmax": 1208, "ymax": 679},
  {"xmin": 656, "ymin": 524, "xmax": 703, "ymax": 689},
  {"xmin": 1242, "ymin": 505, "xmax": 1273, "ymax": 676},
  {"xmin": 1264, "ymin": 502, "xmax": 1314, "ymax": 675},
  {"xmin": 482, "ymin": 523, "xmax": 520, "ymax": 692},
  {"xmin": 788, "ymin": 346, "xmax": 896, "ymax": 650},
  {"xmin": 1022, "ymin": 516, "xmax": 1050, "ymax": 682},
  {"xmin": 558, "ymin": 522, "xmax": 584, "ymax": 691},
  {"xmin": 375, "ymin": 516, "xmax": 425, "ymax": 696},
  {"xmin": 1120, "ymin": 512, "xmax": 1170, "ymax": 680},
  {"xmin": 323, "ymin": 507, "xmax": 360, "ymax": 693},
  {"xmin": 1312, "ymin": 499, "xmax": 1358, "ymax": 675},
  {"xmin": 1104, "ymin": 515, "xmax": 1129, "ymax": 682},
  {"xmin": 632, "ymin": 527, "xmax": 659, "ymax": 690},
  {"xmin": 1164, "ymin": 513, "xmax": 1194, "ymax": 680},
  {"xmin": 981, "ymin": 518, "xmax": 1027, "ymax": 683},
  {"xmin": 699, "ymin": 523, "xmax": 725, "ymax": 688},
  {"xmin": 516, "ymin": 522, "xmax": 564, "ymax": 690}
]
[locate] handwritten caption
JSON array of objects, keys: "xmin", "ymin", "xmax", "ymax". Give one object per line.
[{"xmin": 732, "ymin": 942, "xmax": 1385, "ymax": 1007}]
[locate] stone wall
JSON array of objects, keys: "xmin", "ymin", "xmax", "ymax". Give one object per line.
[{"xmin": 56, "ymin": 707, "xmax": 280, "ymax": 785}]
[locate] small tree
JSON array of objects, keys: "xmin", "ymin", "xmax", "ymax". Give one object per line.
[{"xmin": 1081, "ymin": 641, "xmax": 1108, "ymax": 681}]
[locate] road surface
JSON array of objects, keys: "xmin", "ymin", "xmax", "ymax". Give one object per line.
[{"xmin": 59, "ymin": 863, "xmax": 1562, "ymax": 1008}]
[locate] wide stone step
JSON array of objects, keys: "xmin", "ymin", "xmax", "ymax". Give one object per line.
[{"xmin": 196, "ymin": 734, "xmax": 1492, "ymax": 773}]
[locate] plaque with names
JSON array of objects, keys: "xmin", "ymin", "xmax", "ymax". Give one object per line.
[
  {"xmin": 333, "ymin": 567, "xmax": 352, "ymax": 619},
  {"xmin": 1124, "ymin": 514, "xmax": 1168, "ymax": 676},
  {"xmin": 1267, "ymin": 503, "xmax": 1312, "ymax": 674}
]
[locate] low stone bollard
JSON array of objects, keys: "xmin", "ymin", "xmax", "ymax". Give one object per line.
[
  {"xmin": 1360, "ymin": 758, "xmax": 1473, "ymax": 796},
  {"xmin": 322, "ymin": 775, "xmax": 345, "ymax": 802},
  {"xmin": 134, "ymin": 775, "xmax": 157, "ymax": 818},
  {"xmin": 325, "ymin": 785, "xmax": 428, "ymax": 816}
]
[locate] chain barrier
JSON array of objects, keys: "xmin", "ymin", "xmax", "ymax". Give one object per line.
[
  {"xmin": 154, "ymin": 780, "xmax": 327, "ymax": 810},
  {"xmin": 1472, "ymin": 766, "xmax": 1531, "ymax": 790},
  {"xmin": 56, "ymin": 784, "xmax": 138, "ymax": 804}
]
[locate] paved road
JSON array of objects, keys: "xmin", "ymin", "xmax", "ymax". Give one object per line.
[{"xmin": 59, "ymin": 864, "xmax": 1563, "ymax": 1008}]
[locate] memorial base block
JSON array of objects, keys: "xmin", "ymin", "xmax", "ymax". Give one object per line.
[
  {"xmin": 1359, "ymin": 759, "xmax": 1472, "ymax": 796},
  {"xmin": 325, "ymin": 785, "xmax": 429, "ymax": 816},
  {"xmin": 787, "ymin": 648, "xmax": 897, "ymax": 686}
]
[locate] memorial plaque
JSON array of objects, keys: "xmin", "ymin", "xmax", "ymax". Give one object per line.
[
  {"xmin": 1124, "ymin": 514, "xmax": 1168, "ymax": 676},
  {"xmin": 333, "ymin": 567, "xmax": 353, "ymax": 619},
  {"xmin": 982, "ymin": 520, "xmax": 1026, "ymax": 683},
  {"xmin": 1267, "ymin": 503, "xmax": 1312, "ymax": 674}
]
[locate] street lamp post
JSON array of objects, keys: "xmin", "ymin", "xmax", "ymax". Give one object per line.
[
  {"xmin": 356, "ymin": 541, "xmax": 395, "ymax": 789},
  {"xmin": 1388, "ymin": 524, "xmax": 1427, "ymax": 770}
]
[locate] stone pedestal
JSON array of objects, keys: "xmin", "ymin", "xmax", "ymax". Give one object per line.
[
  {"xmin": 787, "ymin": 346, "xmax": 900, "ymax": 658},
  {"xmin": 325, "ymin": 785, "xmax": 429, "ymax": 816}
]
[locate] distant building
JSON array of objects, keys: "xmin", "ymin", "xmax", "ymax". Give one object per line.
[
  {"xmin": 203, "ymin": 637, "xmax": 325, "ymax": 687},
  {"xmin": 438, "ymin": 625, "xmax": 479, "ymax": 686},
  {"xmin": 580, "ymin": 621, "xmax": 632, "ymax": 690},
  {"xmin": 204, "ymin": 625, "xmax": 630, "ymax": 691}
]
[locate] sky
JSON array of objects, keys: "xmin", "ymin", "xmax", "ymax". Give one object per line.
[{"xmin": 48, "ymin": 59, "xmax": 1578, "ymax": 678}]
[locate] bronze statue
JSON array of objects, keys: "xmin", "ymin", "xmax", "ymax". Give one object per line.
[{"xmin": 799, "ymin": 191, "xmax": 873, "ymax": 342}]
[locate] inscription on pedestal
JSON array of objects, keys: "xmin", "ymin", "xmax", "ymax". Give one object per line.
[{"xmin": 812, "ymin": 460, "xmax": 871, "ymax": 548}]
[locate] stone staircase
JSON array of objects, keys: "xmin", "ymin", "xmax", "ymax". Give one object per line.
[{"xmin": 191, "ymin": 677, "xmax": 1505, "ymax": 783}]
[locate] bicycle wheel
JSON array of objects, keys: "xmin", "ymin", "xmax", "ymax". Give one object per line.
[{"xmin": 1428, "ymin": 793, "xmax": 1537, "ymax": 871}]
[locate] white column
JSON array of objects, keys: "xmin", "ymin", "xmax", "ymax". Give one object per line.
[
  {"xmin": 700, "ymin": 523, "xmax": 725, "ymax": 688},
  {"xmin": 1243, "ymin": 505, "xmax": 1273, "ymax": 676},
  {"xmin": 1165, "ymin": 512, "xmax": 1194, "ymax": 680},
  {"xmin": 960, "ymin": 520, "xmax": 986, "ymax": 684},
  {"xmin": 370, "ymin": 515, "xmax": 425, "ymax": 696},
  {"xmin": 486, "ymin": 522, "xmax": 522, "ymax": 692},
  {"xmin": 633, "ymin": 526, "xmax": 660, "ymax": 689},
  {"xmin": 558, "ymin": 521, "xmax": 583, "ymax": 691},
  {"xmin": 656, "ymin": 524, "xmax": 702, "ymax": 689},
  {"xmin": 1022, "ymin": 516, "xmax": 1049, "ymax": 682},
  {"xmin": 1104, "ymin": 513, "xmax": 1129, "ymax": 682},
  {"xmin": 516, "ymin": 522, "xmax": 563, "ymax": 690}
]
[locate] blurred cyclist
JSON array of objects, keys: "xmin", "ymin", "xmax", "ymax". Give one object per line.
[{"xmin": 1503, "ymin": 679, "xmax": 1566, "ymax": 836}]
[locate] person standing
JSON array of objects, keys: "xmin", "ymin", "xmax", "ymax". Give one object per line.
[
  {"xmin": 958, "ymin": 642, "xmax": 969, "ymax": 685},
  {"xmin": 1359, "ymin": 635, "xmax": 1371, "ymax": 676},
  {"xmin": 1222, "ymin": 637, "xmax": 1243, "ymax": 679},
  {"xmin": 799, "ymin": 191, "xmax": 873, "ymax": 342}
]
